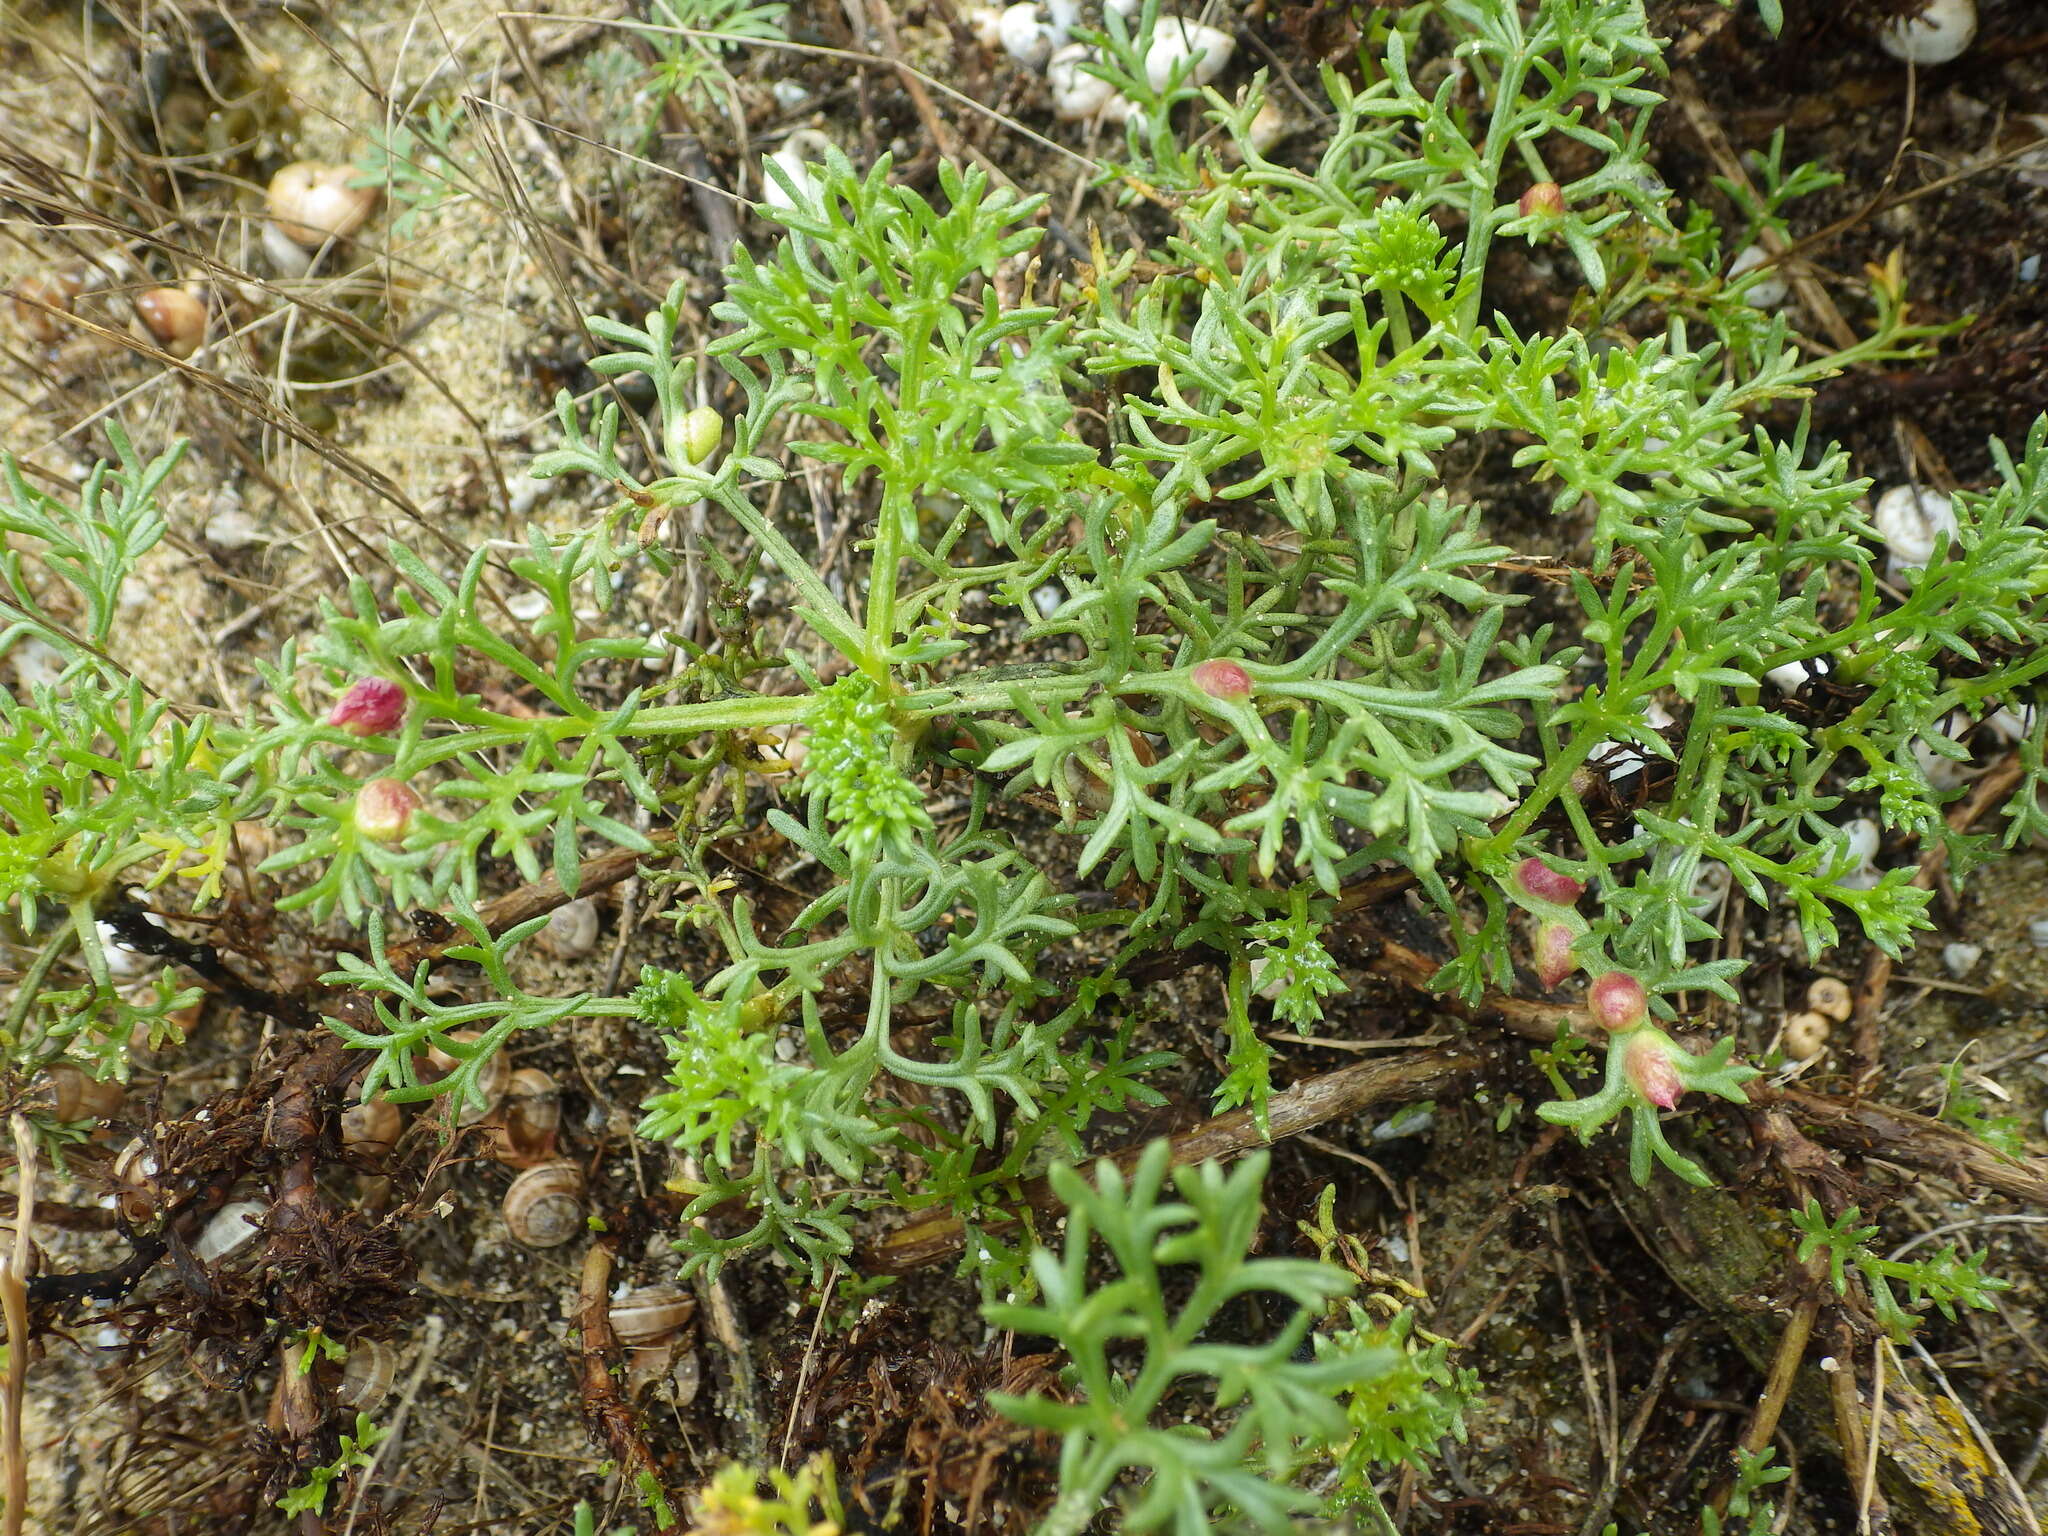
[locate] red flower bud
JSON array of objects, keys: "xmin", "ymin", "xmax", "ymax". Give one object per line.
[
  {"xmin": 1513, "ymin": 857, "xmax": 1584, "ymax": 907},
  {"xmin": 1191, "ymin": 659, "xmax": 1253, "ymax": 702},
  {"xmin": 354, "ymin": 778, "xmax": 421, "ymax": 842},
  {"xmin": 1519, "ymin": 181, "xmax": 1565, "ymax": 218},
  {"xmin": 1625, "ymin": 1033, "xmax": 1685, "ymax": 1109},
  {"xmin": 1588, "ymin": 971, "xmax": 1647, "ymax": 1033},
  {"xmin": 1534, "ymin": 921, "xmax": 1578, "ymax": 990},
  {"xmin": 327, "ymin": 677, "xmax": 406, "ymax": 737}
]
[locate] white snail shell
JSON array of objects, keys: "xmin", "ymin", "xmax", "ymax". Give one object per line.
[
  {"xmin": 1878, "ymin": 0, "xmax": 1975, "ymax": 65},
  {"xmin": 266, "ymin": 162, "xmax": 379, "ymax": 249},
  {"xmin": 763, "ymin": 130, "xmax": 836, "ymax": 213},
  {"xmin": 194, "ymin": 1199, "xmax": 268, "ymax": 1265},
  {"xmin": 1144, "ymin": 17, "xmax": 1235, "ymax": 92},
  {"xmin": 1874, "ymin": 485, "xmax": 1955, "ymax": 573},
  {"xmin": 1048, "ymin": 45, "xmax": 1131, "ymax": 123},
  {"xmin": 998, "ymin": 2, "xmax": 1059, "ymax": 68},
  {"xmin": 1728, "ymin": 245, "xmax": 1787, "ymax": 310},
  {"xmin": 502, "ymin": 1161, "xmax": 586, "ymax": 1247}
]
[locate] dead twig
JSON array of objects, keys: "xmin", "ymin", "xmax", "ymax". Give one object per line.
[
  {"xmin": 574, "ymin": 1241, "xmax": 670, "ymax": 1523},
  {"xmin": 1, "ymin": 1116, "xmax": 34, "ymax": 1536},
  {"xmin": 864, "ymin": 1043, "xmax": 1489, "ymax": 1273}
]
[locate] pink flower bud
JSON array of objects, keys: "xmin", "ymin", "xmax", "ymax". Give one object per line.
[
  {"xmin": 1534, "ymin": 921, "xmax": 1578, "ymax": 990},
  {"xmin": 1588, "ymin": 971, "xmax": 1648, "ymax": 1033},
  {"xmin": 354, "ymin": 778, "xmax": 421, "ymax": 842},
  {"xmin": 1519, "ymin": 182, "xmax": 1565, "ymax": 218},
  {"xmin": 327, "ymin": 677, "xmax": 406, "ymax": 737},
  {"xmin": 1513, "ymin": 857, "xmax": 1584, "ymax": 907},
  {"xmin": 1191, "ymin": 659, "xmax": 1253, "ymax": 702},
  {"xmin": 1625, "ymin": 1034, "xmax": 1685, "ymax": 1109}
]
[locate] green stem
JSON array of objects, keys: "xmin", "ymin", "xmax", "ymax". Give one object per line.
[
  {"xmin": 2, "ymin": 924, "xmax": 75, "ymax": 1054},
  {"xmin": 1453, "ymin": 49, "xmax": 1532, "ymax": 335}
]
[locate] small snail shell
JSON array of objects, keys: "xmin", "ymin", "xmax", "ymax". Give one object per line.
[
  {"xmin": 337, "ymin": 1338, "xmax": 398, "ymax": 1413},
  {"xmin": 502, "ymin": 1161, "xmax": 586, "ymax": 1248},
  {"xmin": 1246, "ymin": 99, "xmax": 1289, "ymax": 155},
  {"xmin": 266, "ymin": 161, "xmax": 378, "ymax": 249},
  {"xmin": 193, "ymin": 1198, "xmax": 268, "ymax": 1265},
  {"xmin": 1874, "ymin": 485, "xmax": 1956, "ymax": 574},
  {"xmin": 29, "ymin": 1064, "xmax": 125, "ymax": 1122},
  {"xmin": 1144, "ymin": 17, "xmax": 1235, "ymax": 92},
  {"xmin": 0, "ymin": 1224, "xmax": 43, "ymax": 1280},
  {"xmin": 1048, "ymin": 45, "xmax": 1132, "ymax": 124},
  {"xmin": 609, "ymin": 1282, "xmax": 694, "ymax": 1346},
  {"xmin": 538, "ymin": 898, "xmax": 600, "ymax": 959},
  {"xmin": 425, "ymin": 1031, "xmax": 511, "ymax": 1126},
  {"xmin": 10, "ymin": 271, "xmax": 83, "ymax": 344},
  {"xmin": 763, "ymin": 130, "xmax": 836, "ymax": 213},
  {"xmin": 133, "ymin": 287, "xmax": 206, "ymax": 359},
  {"xmin": 187, "ymin": 1336, "xmax": 250, "ymax": 1391},
  {"xmin": 1783, "ymin": 1010, "xmax": 1832, "ymax": 1062},
  {"xmin": 495, "ymin": 1068, "xmax": 562, "ymax": 1166},
  {"xmin": 341, "ymin": 1094, "xmax": 401, "ymax": 1158},
  {"xmin": 1805, "ymin": 977, "xmax": 1853, "ymax": 1023},
  {"xmin": 1878, "ymin": 0, "xmax": 1975, "ymax": 65},
  {"xmin": 113, "ymin": 1137, "xmax": 160, "ymax": 1223},
  {"xmin": 612, "ymin": 1283, "xmax": 695, "ymax": 1396}
]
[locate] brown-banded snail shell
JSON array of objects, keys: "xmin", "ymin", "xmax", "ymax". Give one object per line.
[
  {"xmin": 133, "ymin": 287, "xmax": 206, "ymax": 359},
  {"xmin": 538, "ymin": 898, "xmax": 599, "ymax": 959},
  {"xmin": 29, "ymin": 1064, "xmax": 125, "ymax": 1122},
  {"xmin": 502, "ymin": 1161, "xmax": 586, "ymax": 1248},
  {"xmin": 608, "ymin": 1283, "xmax": 694, "ymax": 1347},
  {"xmin": 611, "ymin": 1282, "xmax": 695, "ymax": 1394},
  {"xmin": 424, "ymin": 1031, "xmax": 511, "ymax": 1126},
  {"xmin": 9, "ymin": 271, "xmax": 84, "ymax": 345},
  {"xmin": 337, "ymin": 1338, "xmax": 398, "ymax": 1413},
  {"xmin": 341, "ymin": 1094, "xmax": 401, "ymax": 1158},
  {"xmin": 265, "ymin": 161, "xmax": 378, "ymax": 249},
  {"xmin": 0, "ymin": 1224, "xmax": 43, "ymax": 1280},
  {"xmin": 490, "ymin": 1068, "xmax": 561, "ymax": 1167},
  {"xmin": 112, "ymin": 1137, "xmax": 160, "ymax": 1224}
]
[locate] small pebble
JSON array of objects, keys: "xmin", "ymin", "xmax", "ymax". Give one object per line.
[
  {"xmin": 1372, "ymin": 1105, "xmax": 1435, "ymax": 1142},
  {"xmin": 2028, "ymin": 916, "xmax": 2048, "ymax": 949},
  {"xmin": 1942, "ymin": 941, "xmax": 1983, "ymax": 978}
]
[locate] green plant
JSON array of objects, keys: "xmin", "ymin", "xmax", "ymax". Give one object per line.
[
  {"xmin": 984, "ymin": 1142, "xmax": 1389, "ymax": 1536},
  {"xmin": 275, "ymin": 1412, "xmax": 388, "ymax": 1517},
  {"xmin": 8, "ymin": 0, "xmax": 2048, "ymax": 1522},
  {"xmin": 677, "ymin": 1457, "xmax": 842, "ymax": 1536},
  {"xmin": 1789, "ymin": 1198, "xmax": 2010, "ymax": 1341},
  {"xmin": 626, "ymin": 0, "xmax": 789, "ymax": 148},
  {"xmin": 354, "ymin": 100, "xmax": 475, "ymax": 239},
  {"xmin": 1932, "ymin": 1056, "xmax": 2027, "ymax": 1157}
]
